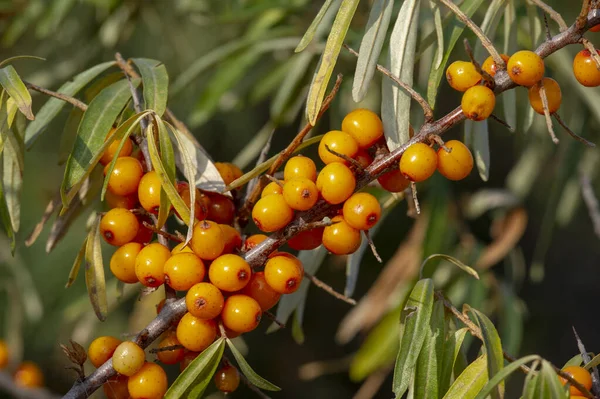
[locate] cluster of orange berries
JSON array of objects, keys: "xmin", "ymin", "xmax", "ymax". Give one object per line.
[
  {"xmin": 0, "ymin": 340, "xmax": 45, "ymax": 389},
  {"xmin": 558, "ymin": 365, "xmax": 594, "ymax": 398}
]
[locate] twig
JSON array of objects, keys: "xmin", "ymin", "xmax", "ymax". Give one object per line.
[
  {"xmin": 463, "ymin": 39, "xmax": 494, "ymax": 86},
  {"xmin": 553, "ymin": 113, "xmax": 596, "ymax": 147},
  {"xmin": 538, "ymin": 83, "xmax": 559, "ymax": 144},
  {"xmin": 0, "ymin": 372, "xmax": 61, "ymax": 399},
  {"xmin": 489, "ymin": 114, "xmax": 515, "ymax": 132},
  {"xmin": 149, "ymin": 344, "xmax": 184, "ymax": 353},
  {"xmin": 304, "ymin": 272, "xmax": 356, "ymax": 306},
  {"xmin": 580, "ymin": 173, "xmax": 600, "ymax": 239},
  {"xmin": 264, "ymin": 311, "xmax": 286, "ymax": 329},
  {"xmin": 410, "ymin": 182, "xmax": 421, "ymax": 215},
  {"xmin": 529, "ymin": 0, "xmax": 568, "ymax": 31},
  {"xmin": 344, "ymin": 45, "xmax": 434, "ymax": 122},
  {"xmin": 363, "ymin": 230, "xmax": 382, "ymax": 263},
  {"xmin": 141, "ymin": 221, "xmax": 183, "ymax": 243},
  {"xmin": 439, "ymin": 0, "xmax": 505, "ymax": 68},
  {"xmin": 543, "ymin": 13, "xmax": 552, "ymax": 40},
  {"xmin": 577, "ymin": 0, "xmax": 592, "ymax": 30},
  {"xmin": 265, "ymin": 174, "xmax": 283, "ymax": 187},
  {"xmin": 430, "ymin": 135, "xmax": 450, "ymax": 152},
  {"xmin": 324, "ymin": 144, "xmax": 365, "ymax": 171},
  {"xmin": 24, "ymin": 81, "xmax": 88, "ymax": 111},
  {"xmin": 582, "ymin": 38, "xmax": 600, "ymax": 70}
]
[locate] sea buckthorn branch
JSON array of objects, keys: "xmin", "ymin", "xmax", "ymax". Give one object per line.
[
  {"xmin": 304, "ymin": 272, "xmax": 357, "ymax": 305},
  {"xmin": 62, "ymin": 9, "xmax": 600, "ymax": 399},
  {"xmin": 578, "ymin": 0, "xmax": 593, "ymax": 30},
  {"xmin": 0, "ymin": 371, "xmax": 61, "ymax": 399},
  {"xmin": 23, "ymin": 81, "xmax": 88, "ymax": 112}
]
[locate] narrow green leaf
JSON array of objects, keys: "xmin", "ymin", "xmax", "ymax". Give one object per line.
[
  {"xmin": 381, "ymin": 0, "xmax": 420, "ymax": 151},
  {"xmin": 0, "ymin": 172, "xmax": 15, "ymax": 253},
  {"xmin": 393, "ymin": 278, "xmax": 435, "ymax": 397},
  {"xmin": 61, "ymin": 78, "xmax": 138, "ymax": 208},
  {"xmin": 414, "ymin": 300, "xmax": 445, "ymax": 399},
  {"xmin": 291, "ymin": 309, "xmax": 306, "ymax": 344},
  {"xmin": 25, "ymin": 61, "xmax": 116, "ymax": 147},
  {"xmin": 0, "ymin": 65, "xmax": 33, "ymax": 120},
  {"xmin": 155, "ymin": 118, "xmax": 176, "ymax": 228},
  {"xmin": 164, "ymin": 337, "xmax": 226, "ymax": 399},
  {"xmin": 84, "ymin": 72, "xmax": 124, "ymax": 103},
  {"xmin": 132, "ymin": 58, "xmax": 169, "ymax": 117},
  {"xmin": 352, "ymin": 0, "xmax": 395, "ymax": 102},
  {"xmin": 58, "ymin": 107, "xmax": 84, "ymax": 165},
  {"xmin": 146, "ymin": 123, "xmax": 191, "ymax": 226},
  {"xmin": 66, "ymin": 237, "xmax": 87, "ymax": 288},
  {"xmin": 563, "ymin": 354, "xmax": 583, "ymax": 368},
  {"xmin": 226, "ymin": 338, "xmax": 280, "ymax": 391},
  {"xmin": 585, "ymin": 353, "xmax": 600, "ymax": 369},
  {"xmin": 472, "ymin": 119, "xmax": 490, "ymax": 181},
  {"xmin": 226, "ymin": 134, "xmax": 323, "ymax": 192},
  {"xmin": 522, "ymin": 360, "xmax": 541, "ymax": 399},
  {"xmin": 0, "ymin": 55, "xmax": 45, "ymax": 69},
  {"xmin": 442, "ymin": 354, "xmax": 488, "ymax": 399},
  {"xmin": 305, "ymin": 0, "xmax": 359, "ymax": 125},
  {"xmin": 84, "ymin": 215, "xmax": 107, "ymax": 321},
  {"xmin": 295, "ymin": 0, "xmax": 338, "ymax": 52},
  {"xmin": 427, "ymin": 0, "xmax": 485, "ymax": 108},
  {"xmin": 440, "ymin": 328, "xmax": 470, "ymax": 396},
  {"xmin": 466, "ymin": 306, "xmax": 504, "ymax": 399},
  {"xmin": 3, "ymin": 137, "xmax": 22, "ymax": 232},
  {"xmin": 540, "ymin": 360, "xmax": 570, "ymax": 399},
  {"xmin": 475, "ymin": 355, "xmax": 540, "ymax": 399},
  {"xmin": 429, "ymin": 0, "xmax": 445, "ymax": 69},
  {"xmin": 420, "ymin": 253, "xmax": 479, "ymax": 280}
]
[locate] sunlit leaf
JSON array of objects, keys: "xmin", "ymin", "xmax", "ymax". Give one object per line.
[
  {"xmin": 226, "ymin": 338, "xmax": 281, "ymax": 391},
  {"xmin": 474, "ymin": 355, "xmax": 540, "ymax": 399},
  {"xmin": 132, "ymin": 58, "xmax": 169, "ymax": 117},
  {"xmin": 393, "ymin": 278, "xmax": 435, "ymax": 397},
  {"xmin": 25, "ymin": 61, "xmax": 116, "ymax": 147},
  {"xmin": 414, "ymin": 300, "xmax": 445, "ymax": 399},
  {"xmin": 295, "ymin": 0, "xmax": 339, "ymax": 52},
  {"xmin": 420, "ymin": 253, "xmax": 479, "ymax": 280},
  {"xmin": 352, "ymin": 0, "xmax": 395, "ymax": 102},
  {"xmin": 381, "ymin": 0, "xmax": 419, "ymax": 151},
  {"xmin": 439, "ymin": 328, "xmax": 470, "ymax": 395},
  {"xmin": 61, "ymin": 78, "xmax": 138, "ymax": 208},
  {"xmin": 84, "ymin": 215, "xmax": 107, "ymax": 321},
  {"xmin": 66, "ymin": 237, "xmax": 87, "ymax": 288},
  {"xmin": 0, "ymin": 55, "xmax": 45, "ymax": 69},
  {"xmin": 0, "ymin": 65, "xmax": 34, "ymax": 120},
  {"xmin": 305, "ymin": 0, "xmax": 359, "ymax": 125},
  {"xmin": 442, "ymin": 354, "xmax": 488, "ymax": 399},
  {"xmin": 165, "ymin": 337, "xmax": 225, "ymax": 399}
]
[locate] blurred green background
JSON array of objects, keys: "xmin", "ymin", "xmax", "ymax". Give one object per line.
[{"xmin": 0, "ymin": 0, "xmax": 599, "ymax": 397}]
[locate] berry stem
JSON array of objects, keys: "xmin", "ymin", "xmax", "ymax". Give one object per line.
[
  {"xmin": 142, "ymin": 221, "xmax": 184, "ymax": 243},
  {"xmin": 538, "ymin": 83, "xmax": 560, "ymax": 144},
  {"xmin": 264, "ymin": 311, "xmax": 286, "ymax": 329},
  {"xmin": 489, "ymin": 114, "xmax": 515, "ymax": 132},
  {"xmin": 581, "ymin": 38, "xmax": 600, "ymax": 69},
  {"xmin": 410, "ymin": 182, "xmax": 421, "ymax": 216},
  {"xmin": 304, "ymin": 272, "xmax": 356, "ymax": 306},
  {"xmin": 363, "ymin": 230, "xmax": 382, "ymax": 263},
  {"xmin": 265, "ymin": 174, "xmax": 283, "ymax": 187},
  {"xmin": 552, "ymin": 113, "xmax": 596, "ymax": 147},
  {"xmin": 324, "ymin": 144, "xmax": 365, "ymax": 171}
]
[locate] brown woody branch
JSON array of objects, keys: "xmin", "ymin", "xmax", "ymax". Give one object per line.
[
  {"xmin": 63, "ymin": 9, "xmax": 600, "ymax": 399},
  {"xmin": 24, "ymin": 81, "xmax": 88, "ymax": 111}
]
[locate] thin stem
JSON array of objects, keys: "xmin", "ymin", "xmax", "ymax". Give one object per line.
[
  {"xmin": 439, "ymin": 0, "xmax": 505, "ymax": 68},
  {"xmin": 264, "ymin": 311, "xmax": 286, "ymax": 328},
  {"xmin": 529, "ymin": 0, "xmax": 568, "ymax": 31},
  {"xmin": 265, "ymin": 174, "xmax": 283, "ymax": 187},
  {"xmin": 344, "ymin": 44, "xmax": 434, "ymax": 121},
  {"xmin": 463, "ymin": 39, "xmax": 494, "ymax": 86},
  {"xmin": 363, "ymin": 230, "xmax": 382, "ymax": 263},
  {"xmin": 149, "ymin": 344, "xmax": 184, "ymax": 353},
  {"xmin": 489, "ymin": 114, "xmax": 515, "ymax": 132},
  {"xmin": 430, "ymin": 135, "xmax": 450, "ymax": 152},
  {"xmin": 24, "ymin": 81, "xmax": 88, "ymax": 111},
  {"xmin": 538, "ymin": 83, "xmax": 559, "ymax": 144},
  {"xmin": 553, "ymin": 113, "xmax": 596, "ymax": 147},
  {"xmin": 410, "ymin": 182, "xmax": 421, "ymax": 215},
  {"xmin": 304, "ymin": 272, "xmax": 356, "ymax": 306},
  {"xmin": 324, "ymin": 144, "xmax": 365, "ymax": 171}
]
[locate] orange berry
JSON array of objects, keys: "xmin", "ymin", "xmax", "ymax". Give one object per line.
[
  {"xmin": 252, "ymin": 194, "xmax": 294, "ymax": 232},
  {"xmin": 110, "ymin": 242, "xmax": 142, "ymax": 284},
  {"xmin": 341, "ymin": 108, "xmax": 384, "ymax": 148},
  {"xmin": 436, "ymin": 140, "xmax": 474, "ymax": 181},
  {"xmin": 100, "ymin": 133, "xmax": 133, "ymax": 166},
  {"xmin": 186, "ymin": 282, "xmax": 225, "ymax": 319},
  {"xmin": 399, "ymin": 143, "xmax": 438, "ymax": 182},
  {"xmin": 284, "ymin": 155, "xmax": 317, "ymax": 182},
  {"xmin": 481, "ymin": 54, "xmax": 510, "ymax": 77},
  {"xmin": 176, "ymin": 185, "xmax": 208, "ymax": 221},
  {"xmin": 209, "ymin": 254, "xmax": 251, "ymax": 292},
  {"xmin": 559, "ymin": 366, "xmax": 593, "ymax": 396},
  {"xmin": 318, "ymin": 130, "xmax": 359, "ymax": 165},
  {"xmin": 287, "ymin": 227, "xmax": 324, "ymax": 251},
  {"xmin": 0, "ymin": 340, "xmax": 8, "ymax": 369},
  {"xmin": 104, "ymin": 156, "xmax": 144, "ymax": 196},
  {"xmin": 282, "ymin": 178, "xmax": 319, "ymax": 211},
  {"xmin": 132, "ymin": 215, "xmax": 154, "ymax": 245},
  {"xmin": 171, "ymin": 242, "xmax": 194, "ymax": 255},
  {"xmin": 205, "ymin": 192, "xmax": 236, "ymax": 225},
  {"xmin": 261, "ymin": 181, "xmax": 283, "ymax": 198},
  {"xmin": 322, "ymin": 216, "xmax": 361, "ymax": 255},
  {"xmin": 137, "ymin": 171, "xmax": 162, "ymax": 214},
  {"xmin": 13, "ymin": 362, "xmax": 44, "ymax": 388},
  {"xmin": 134, "ymin": 242, "xmax": 170, "ymax": 287},
  {"xmin": 573, "ymin": 49, "xmax": 600, "ymax": 87},
  {"xmin": 316, "ymin": 162, "xmax": 356, "ymax": 205},
  {"xmin": 164, "ymin": 252, "xmax": 206, "ymax": 291},
  {"xmin": 220, "ymin": 224, "xmax": 242, "ymax": 254},
  {"xmin": 461, "ymin": 85, "xmax": 496, "ymax": 121},
  {"xmin": 507, "ymin": 50, "xmax": 545, "ymax": 86},
  {"xmin": 591, "ymin": 24, "xmax": 600, "ymax": 32},
  {"xmin": 445, "ymin": 61, "xmax": 482, "ymax": 91},
  {"xmin": 214, "ymin": 365, "xmax": 241, "ymax": 393},
  {"xmin": 215, "ymin": 162, "xmax": 243, "ymax": 186},
  {"xmin": 354, "ymin": 149, "xmax": 373, "ymax": 169},
  {"xmin": 264, "ymin": 253, "xmax": 304, "ymax": 294},
  {"xmin": 103, "ymin": 375, "xmax": 130, "ymax": 399},
  {"xmin": 88, "ymin": 336, "xmax": 122, "ymax": 368},
  {"xmin": 240, "ymin": 271, "xmax": 281, "ymax": 311},
  {"xmin": 343, "ymin": 192, "xmax": 381, "ymax": 230},
  {"xmin": 179, "ymin": 351, "xmax": 199, "ymax": 372},
  {"xmin": 528, "ymin": 77, "xmax": 562, "ymax": 114},
  {"xmin": 190, "ymin": 220, "xmax": 225, "ymax": 260},
  {"xmin": 221, "ymin": 294, "xmax": 262, "ymax": 333},
  {"xmin": 105, "ymin": 191, "xmax": 138, "ymax": 210},
  {"xmin": 100, "ymin": 208, "xmax": 139, "ymax": 246},
  {"xmin": 156, "ymin": 334, "xmax": 185, "ymax": 365},
  {"xmin": 378, "ymin": 168, "xmax": 410, "ymax": 192},
  {"xmin": 112, "ymin": 341, "xmax": 145, "ymax": 377},
  {"xmin": 127, "ymin": 362, "xmax": 167, "ymax": 399},
  {"xmin": 176, "ymin": 312, "xmax": 217, "ymax": 352},
  {"xmin": 243, "ymin": 234, "xmax": 269, "ymax": 252}
]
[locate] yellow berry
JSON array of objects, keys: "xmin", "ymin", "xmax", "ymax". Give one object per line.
[
  {"xmin": 322, "ymin": 216, "xmax": 361, "ymax": 255},
  {"xmin": 528, "ymin": 77, "xmax": 562, "ymax": 114},
  {"xmin": 252, "ymin": 194, "xmax": 294, "ymax": 232},
  {"xmin": 214, "ymin": 365, "xmax": 241, "ymax": 393},
  {"xmin": 208, "ymin": 254, "xmax": 251, "ymax": 292},
  {"xmin": 186, "ymin": 282, "xmax": 225, "ymax": 319},
  {"xmin": 282, "ymin": 178, "xmax": 319, "ymax": 211},
  {"xmin": 284, "ymin": 156, "xmax": 317, "ymax": 182},
  {"xmin": 318, "ymin": 130, "xmax": 359, "ymax": 165},
  {"xmin": 112, "ymin": 341, "xmax": 146, "ymax": 377},
  {"xmin": 507, "ymin": 50, "xmax": 545, "ymax": 86},
  {"xmin": 342, "ymin": 192, "xmax": 381, "ymax": 230},
  {"xmin": 100, "ymin": 208, "xmax": 140, "ymax": 246},
  {"xmin": 436, "ymin": 140, "xmax": 474, "ymax": 181},
  {"xmin": 341, "ymin": 108, "xmax": 384, "ymax": 148},
  {"xmin": 264, "ymin": 253, "xmax": 304, "ymax": 294},
  {"xmin": 446, "ymin": 61, "xmax": 482, "ymax": 91},
  {"xmin": 190, "ymin": 220, "xmax": 225, "ymax": 260},
  {"xmin": 163, "ymin": 252, "xmax": 206, "ymax": 291},
  {"xmin": 316, "ymin": 162, "xmax": 356, "ymax": 205},
  {"xmin": 221, "ymin": 294, "xmax": 262, "ymax": 333},
  {"xmin": 176, "ymin": 312, "xmax": 217, "ymax": 352},
  {"xmin": 461, "ymin": 85, "xmax": 496, "ymax": 121},
  {"xmin": 134, "ymin": 243, "xmax": 171, "ymax": 288},
  {"xmin": 88, "ymin": 336, "xmax": 122, "ymax": 368},
  {"xmin": 127, "ymin": 362, "xmax": 168, "ymax": 399},
  {"xmin": 399, "ymin": 143, "xmax": 438, "ymax": 182}
]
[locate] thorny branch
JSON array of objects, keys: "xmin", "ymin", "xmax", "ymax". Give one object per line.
[{"xmin": 60, "ymin": 8, "xmax": 600, "ymax": 399}]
